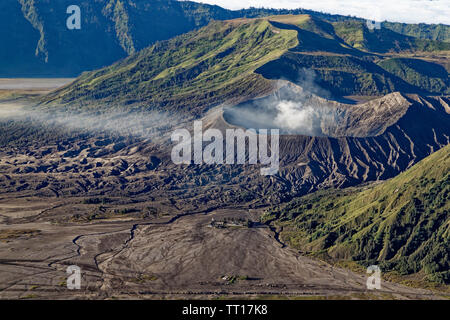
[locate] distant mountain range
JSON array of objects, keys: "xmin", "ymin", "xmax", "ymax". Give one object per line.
[{"xmin": 2, "ymin": 0, "xmax": 450, "ymax": 77}]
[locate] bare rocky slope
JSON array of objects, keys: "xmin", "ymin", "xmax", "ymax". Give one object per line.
[
  {"xmin": 0, "ymin": 91, "xmax": 448, "ymax": 210},
  {"xmin": 0, "ymin": 15, "xmax": 448, "ymax": 208},
  {"xmin": 0, "ymin": 90, "xmax": 448, "ymax": 298}
]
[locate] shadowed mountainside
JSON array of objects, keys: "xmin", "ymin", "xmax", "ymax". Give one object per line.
[{"xmin": 2, "ymin": 0, "xmax": 450, "ymax": 76}]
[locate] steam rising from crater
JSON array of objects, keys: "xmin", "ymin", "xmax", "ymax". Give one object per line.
[
  {"xmin": 223, "ymin": 82, "xmax": 342, "ymax": 137},
  {"xmin": 273, "ymin": 100, "xmax": 339, "ymax": 136}
]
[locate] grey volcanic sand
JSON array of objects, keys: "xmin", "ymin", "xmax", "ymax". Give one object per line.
[
  {"xmin": 0, "ymin": 78, "xmax": 74, "ymax": 90},
  {"xmin": 0, "ymin": 204, "xmax": 444, "ymax": 299}
]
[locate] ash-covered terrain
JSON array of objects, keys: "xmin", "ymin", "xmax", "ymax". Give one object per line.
[
  {"xmin": 0, "ymin": 82, "xmax": 448, "ymax": 299},
  {"xmin": 0, "ymin": 13, "xmax": 449, "ymax": 299}
]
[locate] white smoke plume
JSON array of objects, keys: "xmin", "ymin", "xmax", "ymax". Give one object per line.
[
  {"xmin": 273, "ymin": 100, "xmax": 336, "ymax": 136},
  {"xmin": 224, "ymin": 66, "xmax": 342, "ymax": 137}
]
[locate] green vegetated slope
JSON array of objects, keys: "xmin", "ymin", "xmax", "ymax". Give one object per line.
[
  {"xmin": 378, "ymin": 58, "xmax": 450, "ymax": 94},
  {"xmin": 42, "ymin": 18, "xmax": 298, "ymax": 114},
  {"xmin": 333, "ymin": 20, "xmax": 450, "ymax": 53},
  {"xmin": 3, "ymin": 0, "xmax": 450, "ymax": 76},
  {"xmin": 384, "ymin": 22, "xmax": 450, "ymax": 43},
  {"xmin": 256, "ymin": 52, "xmax": 421, "ymax": 97},
  {"xmin": 275, "ymin": 16, "xmax": 450, "ymax": 54},
  {"xmin": 41, "ymin": 14, "xmax": 450, "ymax": 110},
  {"xmin": 265, "ymin": 145, "xmax": 450, "ymax": 284},
  {"xmin": 256, "ymin": 16, "xmax": 449, "ymax": 97}
]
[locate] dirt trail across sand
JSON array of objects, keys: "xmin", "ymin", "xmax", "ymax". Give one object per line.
[{"xmin": 0, "ymin": 206, "xmax": 446, "ymax": 299}]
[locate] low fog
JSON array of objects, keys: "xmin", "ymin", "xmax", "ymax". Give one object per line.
[{"xmin": 0, "ymin": 101, "xmax": 183, "ymax": 142}]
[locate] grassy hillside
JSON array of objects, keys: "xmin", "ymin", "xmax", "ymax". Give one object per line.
[
  {"xmin": 384, "ymin": 22, "xmax": 450, "ymax": 43},
  {"xmin": 256, "ymin": 52, "xmax": 421, "ymax": 97},
  {"xmin": 255, "ymin": 17, "xmax": 449, "ymax": 98},
  {"xmin": 42, "ymin": 18, "xmax": 298, "ymax": 114},
  {"xmin": 333, "ymin": 20, "xmax": 450, "ymax": 53},
  {"xmin": 41, "ymin": 14, "xmax": 449, "ymax": 107},
  {"xmin": 265, "ymin": 145, "xmax": 450, "ymax": 284},
  {"xmin": 378, "ymin": 58, "xmax": 450, "ymax": 94}
]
